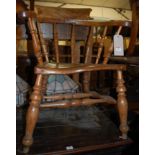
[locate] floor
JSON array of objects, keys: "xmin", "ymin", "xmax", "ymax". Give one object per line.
[{"xmin": 16, "ymin": 104, "xmax": 138, "ymax": 155}]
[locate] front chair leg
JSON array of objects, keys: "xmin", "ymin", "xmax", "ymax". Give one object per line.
[
  {"xmin": 116, "ymin": 70, "xmax": 129, "ymax": 139},
  {"xmin": 22, "ymin": 74, "xmax": 43, "ymax": 153}
]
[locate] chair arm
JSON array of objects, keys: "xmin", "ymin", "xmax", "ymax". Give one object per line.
[{"xmin": 35, "ymin": 63, "xmax": 126, "ymax": 75}]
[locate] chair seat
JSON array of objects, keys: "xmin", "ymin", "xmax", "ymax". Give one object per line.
[{"xmin": 35, "ymin": 62, "xmax": 126, "ymax": 75}]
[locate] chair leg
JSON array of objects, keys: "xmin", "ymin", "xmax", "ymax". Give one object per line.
[
  {"xmin": 22, "ymin": 74, "xmax": 43, "ymax": 153},
  {"xmin": 116, "ymin": 70, "xmax": 129, "ymax": 139}
]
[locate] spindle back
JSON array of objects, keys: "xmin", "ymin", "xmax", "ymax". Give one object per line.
[{"xmin": 19, "ymin": 11, "xmax": 132, "ymax": 66}]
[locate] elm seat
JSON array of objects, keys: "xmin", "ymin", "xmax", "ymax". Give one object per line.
[
  {"xmin": 19, "ymin": 11, "xmax": 130, "ymax": 153},
  {"xmin": 35, "ymin": 63, "xmax": 126, "ymax": 75}
]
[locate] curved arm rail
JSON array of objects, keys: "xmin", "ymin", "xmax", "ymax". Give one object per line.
[{"xmin": 35, "ymin": 63, "xmax": 127, "ymax": 75}]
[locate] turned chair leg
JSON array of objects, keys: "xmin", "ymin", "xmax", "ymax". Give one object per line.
[
  {"xmin": 116, "ymin": 70, "xmax": 129, "ymax": 139},
  {"xmin": 22, "ymin": 74, "xmax": 43, "ymax": 153}
]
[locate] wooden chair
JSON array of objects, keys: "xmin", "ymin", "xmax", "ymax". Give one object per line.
[{"xmin": 18, "ymin": 11, "xmax": 130, "ymax": 153}]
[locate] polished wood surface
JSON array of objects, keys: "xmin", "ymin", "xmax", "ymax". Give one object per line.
[
  {"xmin": 17, "ymin": 107, "xmax": 133, "ymax": 155},
  {"xmin": 18, "ymin": 11, "xmax": 130, "ymax": 153},
  {"xmin": 35, "ymin": 63, "xmax": 126, "ymax": 75},
  {"xmin": 35, "ymin": 5, "xmax": 92, "ymax": 21},
  {"xmin": 22, "ymin": 74, "xmax": 43, "ymax": 152},
  {"xmin": 116, "ymin": 70, "xmax": 129, "ymax": 139},
  {"xmin": 18, "ymin": 11, "xmax": 131, "ymax": 25},
  {"xmin": 109, "ymin": 56, "xmax": 139, "ymax": 64},
  {"xmin": 16, "ymin": 0, "xmax": 28, "ymax": 14}
]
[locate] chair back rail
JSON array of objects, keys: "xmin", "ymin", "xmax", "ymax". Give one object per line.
[
  {"xmin": 95, "ymin": 26, "xmax": 108, "ymax": 64},
  {"xmin": 37, "ymin": 22, "xmax": 49, "ymax": 62},
  {"xmin": 28, "ymin": 18, "xmax": 43, "ymax": 64}
]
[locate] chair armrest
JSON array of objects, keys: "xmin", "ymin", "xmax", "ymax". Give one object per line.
[{"xmin": 35, "ymin": 63, "xmax": 126, "ymax": 75}]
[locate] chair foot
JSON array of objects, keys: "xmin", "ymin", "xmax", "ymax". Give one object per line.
[
  {"xmin": 22, "ymin": 136, "xmax": 33, "ymax": 153},
  {"xmin": 119, "ymin": 123, "xmax": 129, "ymax": 139},
  {"xmin": 119, "ymin": 133, "xmax": 128, "ymax": 140},
  {"xmin": 22, "ymin": 146, "xmax": 30, "ymax": 154}
]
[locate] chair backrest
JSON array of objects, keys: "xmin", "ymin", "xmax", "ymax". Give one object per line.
[
  {"xmin": 20, "ymin": 11, "xmax": 131, "ymax": 65},
  {"xmin": 18, "ymin": 11, "xmax": 132, "ymax": 92}
]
